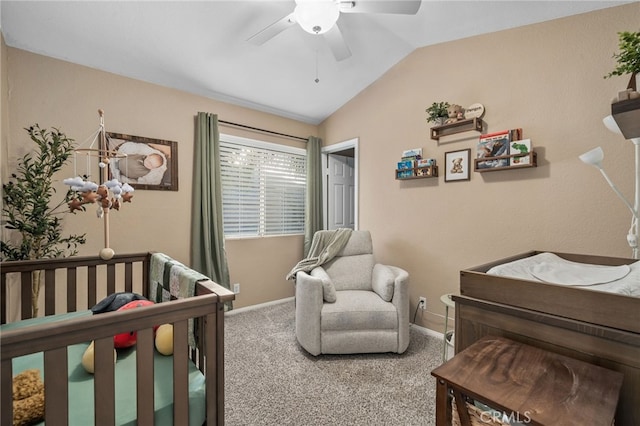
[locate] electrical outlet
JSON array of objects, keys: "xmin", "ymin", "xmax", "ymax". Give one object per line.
[
  {"xmin": 418, "ymin": 296, "xmax": 426, "ymax": 310},
  {"xmin": 233, "ymin": 283, "xmax": 240, "ymax": 294}
]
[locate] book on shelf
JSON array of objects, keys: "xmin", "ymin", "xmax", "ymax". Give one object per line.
[
  {"xmin": 476, "ymin": 130, "xmax": 510, "ymax": 169},
  {"xmin": 397, "ymin": 160, "xmax": 414, "ymax": 170},
  {"xmin": 402, "ymin": 148, "xmax": 422, "ymax": 158},
  {"xmin": 416, "ymin": 158, "xmax": 436, "ymax": 167},
  {"xmin": 396, "ymin": 170, "xmax": 413, "ymax": 179},
  {"xmin": 509, "ymin": 128, "xmax": 523, "ymax": 142},
  {"xmin": 509, "ymin": 138, "xmax": 532, "ymax": 166}
]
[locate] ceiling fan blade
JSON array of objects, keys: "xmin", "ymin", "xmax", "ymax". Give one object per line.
[
  {"xmin": 339, "ymin": 0, "xmax": 421, "ymax": 15},
  {"xmin": 247, "ymin": 12, "xmax": 296, "ymax": 45},
  {"xmin": 324, "ymin": 25, "xmax": 352, "ymax": 62}
]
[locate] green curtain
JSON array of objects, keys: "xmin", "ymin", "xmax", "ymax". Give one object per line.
[
  {"xmin": 304, "ymin": 136, "xmax": 324, "ymax": 256},
  {"xmin": 191, "ymin": 112, "xmax": 231, "ymax": 306}
]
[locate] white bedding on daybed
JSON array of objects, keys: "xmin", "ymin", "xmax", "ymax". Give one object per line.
[{"xmin": 486, "ymin": 252, "xmax": 640, "ymax": 296}]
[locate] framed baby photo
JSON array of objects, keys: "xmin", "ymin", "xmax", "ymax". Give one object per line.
[
  {"xmin": 444, "ymin": 149, "xmax": 471, "ymax": 182},
  {"xmin": 106, "ymin": 132, "xmax": 178, "ymax": 191}
]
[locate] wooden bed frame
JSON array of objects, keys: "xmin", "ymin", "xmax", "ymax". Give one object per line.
[
  {"xmin": 455, "ymin": 251, "xmax": 640, "ymax": 425},
  {"xmin": 0, "ymin": 252, "xmax": 235, "ymax": 425}
]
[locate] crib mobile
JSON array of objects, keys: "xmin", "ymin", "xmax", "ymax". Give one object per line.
[{"xmin": 63, "ymin": 109, "xmax": 134, "ymax": 260}]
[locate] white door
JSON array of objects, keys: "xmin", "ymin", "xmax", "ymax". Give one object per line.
[{"xmin": 327, "ymin": 154, "xmax": 355, "ymax": 230}]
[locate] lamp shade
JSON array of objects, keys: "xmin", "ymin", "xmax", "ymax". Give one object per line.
[
  {"xmin": 603, "ymin": 115, "xmax": 623, "ymax": 135},
  {"xmin": 294, "ymin": 0, "xmax": 340, "ymax": 34},
  {"xmin": 579, "ymin": 147, "xmax": 604, "ymax": 168}
]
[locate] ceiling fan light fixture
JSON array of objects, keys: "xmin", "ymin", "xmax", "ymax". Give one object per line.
[{"xmin": 294, "ymin": 0, "xmax": 340, "ymax": 35}]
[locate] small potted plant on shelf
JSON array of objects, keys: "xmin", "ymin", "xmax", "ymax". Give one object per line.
[
  {"xmin": 425, "ymin": 101, "xmax": 450, "ymax": 126},
  {"xmin": 604, "ymin": 30, "xmax": 640, "ymax": 91}
]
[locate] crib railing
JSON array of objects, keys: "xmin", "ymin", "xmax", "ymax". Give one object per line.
[
  {"xmin": 0, "ymin": 252, "xmax": 235, "ymax": 425},
  {"xmin": 1, "ymin": 252, "xmax": 150, "ymax": 323}
]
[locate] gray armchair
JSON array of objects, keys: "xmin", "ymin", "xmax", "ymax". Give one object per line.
[{"xmin": 295, "ymin": 230, "xmax": 410, "ymax": 356}]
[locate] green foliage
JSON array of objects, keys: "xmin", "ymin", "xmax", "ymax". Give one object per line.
[
  {"xmin": 605, "ymin": 30, "xmax": 640, "ymax": 78},
  {"xmin": 425, "ymin": 102, "xmax": 450, "ymax": 123},
  {"xmin": 1, "ymin": 125, "xmax": 86, "ymax": 261}
]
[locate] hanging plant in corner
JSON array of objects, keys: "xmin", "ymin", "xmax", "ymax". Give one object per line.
[
  {"xmin": 604, "ymin": 30, "xmax": 640, "ymax": 91},
  {"xmin": 1, "ymin": 125, "xmax": 86, "ymax": 317}
]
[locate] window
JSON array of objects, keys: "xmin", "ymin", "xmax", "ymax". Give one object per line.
[{"xmin": 220, "ymin": 135, "xmax": 306, "ymax": 237}]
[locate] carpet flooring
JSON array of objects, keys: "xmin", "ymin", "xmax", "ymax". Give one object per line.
[{"xmin": 224, "ymin": 299, "xmax": 444, "ymax": 425}]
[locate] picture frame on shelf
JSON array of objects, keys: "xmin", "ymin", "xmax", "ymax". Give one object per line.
[{"xmin": 444, "ymin": 149, "xmax": 471, "ymax": 182}]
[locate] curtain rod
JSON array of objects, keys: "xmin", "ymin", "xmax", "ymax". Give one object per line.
[{"xmin": 219, "ymin": 120, "xmax": 308, "ymax": 142}]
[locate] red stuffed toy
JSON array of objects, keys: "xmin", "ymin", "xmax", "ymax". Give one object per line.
[{"xmin": 113, "ymin": 300, "xmax": 156, "ymax": 348}]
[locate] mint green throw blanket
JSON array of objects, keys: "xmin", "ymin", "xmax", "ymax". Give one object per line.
[
  {"xmin": 286, "ymin": 228, "xmax": 353, "ymax": 280},
  {"xmin": 4, "ymin": 312, "xmax": 206, "ymax": 426}
]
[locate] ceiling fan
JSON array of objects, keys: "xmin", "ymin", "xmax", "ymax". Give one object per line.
[{"xmin": 247, "ymin": 0, "xmax": 422, "ymax": 61}]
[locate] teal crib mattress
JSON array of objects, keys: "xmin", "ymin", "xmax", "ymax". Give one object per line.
[{"xmin": 4, "ymin": 311, "xmax": 206, "ymax": 426}]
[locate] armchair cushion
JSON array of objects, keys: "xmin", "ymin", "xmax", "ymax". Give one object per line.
[
  {"xmin": 310, "ymin": 267, "xmax": 336, "ymax": 303},
  {"xmin": 372, "ymin": 264, "xmax": 395, "ymax": 302},
  {"xmin": 321, "ymin": 290, "xmax": 397, "ymax": 331},
  {"xmin": 323, "ymin": 254, "xmax": 374, "ymax": 291}
]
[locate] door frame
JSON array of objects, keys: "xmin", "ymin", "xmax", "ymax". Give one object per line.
[{"xmin": 321, "ymin": 137, "xmax": 359, "ymax": 230}]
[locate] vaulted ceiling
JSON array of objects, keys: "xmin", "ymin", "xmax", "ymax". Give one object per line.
[{"xmin": 1, "ymin": 1, "xmax": 632, "ymax": 124}]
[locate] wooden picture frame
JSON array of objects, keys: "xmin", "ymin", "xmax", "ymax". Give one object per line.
[
  {"xmin": 444, "ymin": 148, "xmax": 471, "ymax": 182},
  {"xmin": 106, "ymin": 132, "xmax": 178, "ymax": 191}
]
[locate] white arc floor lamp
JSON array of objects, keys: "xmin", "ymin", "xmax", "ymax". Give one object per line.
[{"xmin": 580, "ymin": 115, "xmax": 640, "ymax": 259}]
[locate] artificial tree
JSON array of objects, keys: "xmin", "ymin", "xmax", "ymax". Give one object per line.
[{"xmin": 1, "ymin": 124, "xmax": 86, "ymax": 316}]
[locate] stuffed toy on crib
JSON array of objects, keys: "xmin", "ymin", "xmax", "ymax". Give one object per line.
[{"xmin": 81, "ymin": 292, "xmax": 174, "ymax": 374}]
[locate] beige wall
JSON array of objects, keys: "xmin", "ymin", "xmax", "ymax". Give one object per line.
[
  {"xmin": 3, "ymin": 4, "xmax": 639, "ymax": 327},
  {"xmin": 319, "ymin": 3, "xmax": 640, "ymax": 331},
  {"xmin": 2, "ymin": 48, "xmax": 314, "ymax": 308}
]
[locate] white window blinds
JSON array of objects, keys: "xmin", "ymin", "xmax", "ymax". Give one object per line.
[{"xmin": 220, "ymin": 135, "xmax": 306, "ymax": 237}]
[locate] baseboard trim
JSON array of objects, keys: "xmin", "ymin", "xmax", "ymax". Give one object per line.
[
  {"xmin": 411, "ymin": 322, "xmax": 443, "ymax": 339},
  {"xmin": 226, "ymin": 296, "xmax": 294, "ymax": 316}
]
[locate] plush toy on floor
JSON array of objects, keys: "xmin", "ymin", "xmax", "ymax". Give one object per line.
[{"xmin": 12, "ymin": 369, "xmax": 45, "ymax": 426}]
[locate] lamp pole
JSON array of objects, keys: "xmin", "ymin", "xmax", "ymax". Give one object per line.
[{"xmin": 631, "ymin": 138, "xmax": 639, "ymax": 259}]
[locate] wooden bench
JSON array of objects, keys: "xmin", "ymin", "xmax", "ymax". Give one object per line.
[{"xmin": 431, "ymin": 335, "xmax": 623, "ymax": 426}]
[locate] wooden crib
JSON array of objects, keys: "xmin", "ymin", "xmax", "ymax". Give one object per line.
[{"xmin": 0, "ymin": 252, "xmax": 235, "ymax": 425}]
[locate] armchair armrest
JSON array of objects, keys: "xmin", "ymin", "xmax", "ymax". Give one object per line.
[
  {"xmin": 385, "ymin": 265, "xmax": 410, "ymax": 353},
  {"xmin": 295, "ymin": 270, "xmax": 324, "ymax": 356}
]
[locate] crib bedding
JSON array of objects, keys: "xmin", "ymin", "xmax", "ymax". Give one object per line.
[
  {"xmin": 4, "ymin": 311, "xmax": 206, "ymax": 426},
  {"xmin": 486, "ymin": 252, "xmax": 640, "ymax": 296}
]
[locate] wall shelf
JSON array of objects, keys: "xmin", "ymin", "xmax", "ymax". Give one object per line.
[
  {"xmin": 396, "ymin": 165, "xmax": 438, "ymax": 180},
  {"xmin": 611, "ymin": 97, "xmax": 640, "ymax": 139},
  {"xmin": 430, "ymin": 118, "xmax": 484, "ymax": 141},
  {"xmin": 474, "ymin": 151, "xmax": 537, "ymax": 172}
]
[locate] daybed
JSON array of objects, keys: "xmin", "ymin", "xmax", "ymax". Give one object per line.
[
  {"xmin": 454, "ymin": 250, "xmax": 640, "ymax": 425},
  {"xmin": 1, "ymin": 252, "xmax": 235, "ymax": 425}
]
